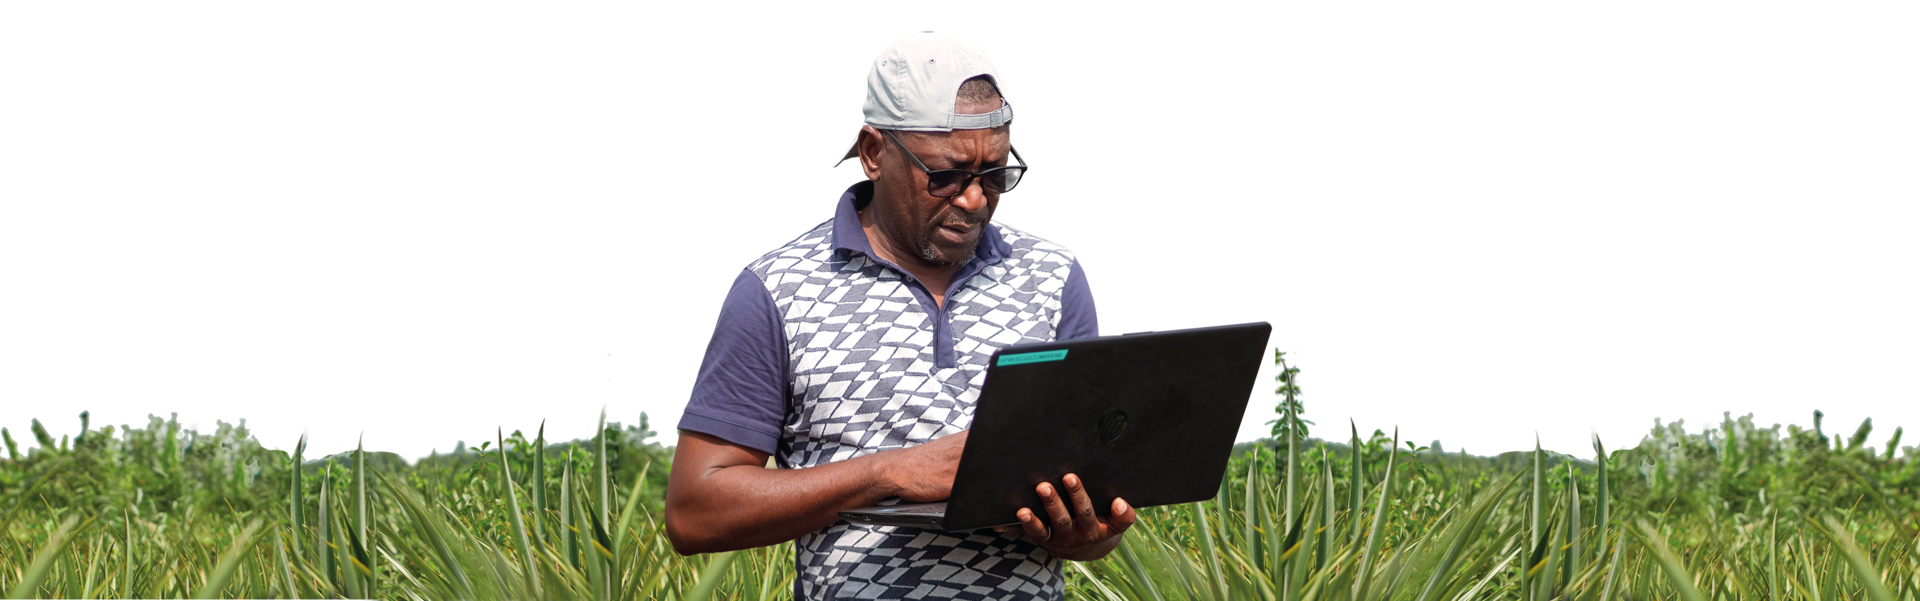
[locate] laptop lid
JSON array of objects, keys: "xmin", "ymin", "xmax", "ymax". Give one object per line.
[{"xmin": 940, "ymin": 322, "xmax": 1271, "ymax": 531}]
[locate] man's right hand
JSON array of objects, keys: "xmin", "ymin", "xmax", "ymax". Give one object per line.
[{"xmin": 884, "ymin": 430, "xmax": 968, "ymax": 502}]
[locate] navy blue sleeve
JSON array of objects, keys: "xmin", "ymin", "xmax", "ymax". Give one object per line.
[
  {"xmin": 677, "ymin": 269, "xmax": 789, "ymax": 455},
  {"xmin": 1058, "ymin": 259, "xmax": 1099, "ymax": 341}
]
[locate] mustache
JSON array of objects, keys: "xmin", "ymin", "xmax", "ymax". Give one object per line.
[{"xmin": 937, "ymin": 210, "xmax": 988, "ymax": 229}]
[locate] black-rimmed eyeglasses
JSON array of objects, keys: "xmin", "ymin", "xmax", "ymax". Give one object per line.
[{"xmin": 881, "ymin": 129, "xmax": 1027, "ymax": 198}]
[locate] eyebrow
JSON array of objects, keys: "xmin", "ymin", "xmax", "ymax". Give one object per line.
[{"xmin": 919, "ymin": 148, "xmax": 1010, "ymax": 170}]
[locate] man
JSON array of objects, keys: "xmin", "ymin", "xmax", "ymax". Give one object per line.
[{"xmin": 664, "ymin": 32, "xmax": 1134, "ymax": 600}]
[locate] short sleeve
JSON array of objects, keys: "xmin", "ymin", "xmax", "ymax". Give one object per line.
[
  {"xmin": 678, "ymin": 269, "xmax": 789, "ymax": 455},
  {"xmin": 1057, "ymin": 259, "xmax": 1099, "ymax": 341}
]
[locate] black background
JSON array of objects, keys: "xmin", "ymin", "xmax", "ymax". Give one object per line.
[{"xmin": 11, "ymin": 23, "xmax": 1904, "ymax": 470}]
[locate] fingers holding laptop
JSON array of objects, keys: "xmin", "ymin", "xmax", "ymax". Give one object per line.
[{"xmin": 1013, "ymin": 473, "xmax": 1136, "ymax": 561}]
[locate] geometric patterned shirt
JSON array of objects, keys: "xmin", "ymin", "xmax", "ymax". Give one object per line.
[{"xmin": 678, "ymin": 181, "xmax": 1097, "ymax": 600}]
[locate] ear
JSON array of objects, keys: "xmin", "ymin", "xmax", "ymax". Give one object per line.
[{"xmin": 857, "ymin": 125, "xmax": 886, "ymax": 181}]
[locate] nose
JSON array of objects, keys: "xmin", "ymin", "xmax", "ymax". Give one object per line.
[{"xmin": 948, "ymin": 176, "xmax": 990, "ymax": 214}]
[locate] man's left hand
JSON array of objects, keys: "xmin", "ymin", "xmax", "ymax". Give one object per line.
[{"xmin": 997, "ymin": 473, "xmax": 1136, "ymax": 561}]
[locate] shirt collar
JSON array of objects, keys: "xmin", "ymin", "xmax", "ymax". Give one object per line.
[{"xmin": 830, "ymin": 180, "xmax": 1011, "ymax": 265}]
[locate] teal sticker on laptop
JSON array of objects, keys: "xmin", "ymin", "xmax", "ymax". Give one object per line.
[{"xmin": 997, "ymin": 349, "xmax": 1068, "ymax": 366}]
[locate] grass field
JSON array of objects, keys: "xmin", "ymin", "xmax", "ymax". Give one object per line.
[{"xmin": 3, "ymin": 366, "xmax": 1917, "ymax": 598}]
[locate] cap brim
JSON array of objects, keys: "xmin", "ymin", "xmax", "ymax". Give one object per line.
[{"xmin": 834, "ymin": 139, "xmax": 859, "ymax": 167}]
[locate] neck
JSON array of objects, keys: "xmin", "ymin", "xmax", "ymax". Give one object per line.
[{"xmin": 858, "ymin": 212, "xmax": 963, "ymax": 308}]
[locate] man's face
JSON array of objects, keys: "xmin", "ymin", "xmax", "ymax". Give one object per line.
[{"xmin": 864, "ymin": 124, "xmax": 1012, "ymax": 268}]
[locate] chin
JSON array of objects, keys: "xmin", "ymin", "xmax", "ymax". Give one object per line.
[{"xmin": 919, "ymin": 240, "xmax": 980, "ymax": 267}]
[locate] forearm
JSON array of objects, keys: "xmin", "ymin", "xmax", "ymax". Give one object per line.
[{"xmin": 665, "ymin": 452, "xmax": 897, "ymax": 554}]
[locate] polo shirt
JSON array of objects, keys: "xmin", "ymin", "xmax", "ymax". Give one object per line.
[{"xmin": 678, "ymin": 180, "xmax": 1097, "ymax": 600}]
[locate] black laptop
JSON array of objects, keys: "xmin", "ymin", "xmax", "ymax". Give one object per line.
[{"xmin": 838, "ymin": 322, "xmax": 1271, "ymax": 531}]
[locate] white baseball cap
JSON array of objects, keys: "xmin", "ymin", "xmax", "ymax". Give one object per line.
[{"xmin": 837, "ymin": 32, "xmax": 1013, "ymax": 165}]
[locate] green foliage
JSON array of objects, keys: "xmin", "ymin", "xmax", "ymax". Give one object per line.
[
  {"xmin": 1266, "ymin": 350, "xmax": 1312, "ymax": 440},
  {"xmin": 3, "ymin": 387, "xmax": 1918, "ymax": 599}
]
